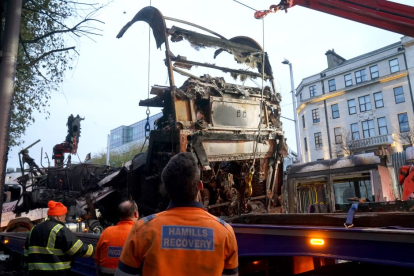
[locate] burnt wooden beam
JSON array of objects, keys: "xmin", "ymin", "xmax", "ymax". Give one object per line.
[{"xmin": 171, "ymin": 56, "xmax": 266, "ymax": 79}]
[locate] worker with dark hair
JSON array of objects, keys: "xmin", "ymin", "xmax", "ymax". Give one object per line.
[
  {"xmin": 115, "ymin": 152, "xmax": 239, "ymax": 276},
  {"xmin": 24, "ymin": 200, "xmax": 94, "ymax": 276},
  {"xmin": 95, "ymin": 200, "xmax": 139, "ymax": 276}
]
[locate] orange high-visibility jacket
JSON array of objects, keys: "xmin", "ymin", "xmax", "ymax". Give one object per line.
[
  {"xmin": 95, "ymin": 220, "xmax": 135, "ymax": 274},
  {"xmin": 115, "ymin": 202, "xmax": 238, "ymax": 276}
]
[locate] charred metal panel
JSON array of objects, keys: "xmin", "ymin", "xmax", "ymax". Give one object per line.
[
  {"xmin": 210, "ymin": 97, "xmax": 261, "ymax": 128},
  {"xmin": 215, "ymin": 36, "xmax": 273, "ymax": 82},
  {"xmin": 168, "ymin": 27, "xmax": 271, "ymax": 79},
  {"xmin": 203, "ymin": 140, "xmax": 274, "ymax": 161}
]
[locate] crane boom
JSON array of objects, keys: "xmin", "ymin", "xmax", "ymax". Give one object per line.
[{"xmin": 256, "ymin": 0, "xmax": 414, "ymax": 37}]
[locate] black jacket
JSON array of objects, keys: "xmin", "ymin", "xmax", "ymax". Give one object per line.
[{"xmin": 24, "ymin": 217, "xmax": 94, "ymax": 274}]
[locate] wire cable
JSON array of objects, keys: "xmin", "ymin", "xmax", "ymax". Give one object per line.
[{"xmin": 232, "ymin": 0, "xmax": 257, "ymax": 11}]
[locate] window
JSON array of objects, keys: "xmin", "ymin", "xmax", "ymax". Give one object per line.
[
  {"xmin": 314, "ymin": 132, "xmax": 323, "ymax": 148},
  {"xmin": 304, "ymin": 137, "xmax": 308, "ymax": 152},
  {"xmin": 362, "ymin": 120, "xmax": 375, "ymax": 138},
  {"xmin": 302, "ymin": 115, "xmax": 305, "ymax": 128},
  {"xmin": 344, "ymin": 73, "xmax": 352, "ymax": 87},
  {"xmin": 394, "ymin": 86, "xmax": 405, "ymax": 104},
  {"xmin": 390, "ymin": 58, "xmax": 400, "ymax": 73},
  {"xmin": 370, "ymin": 65, "xmax": 379, "ymax": 79},
  {"xmin": 331, "ymin": 104, "xmax": 339, "ymax": 119},
  {"xmin": 309, "ymin": 85, "xmax": 317, "ymax": 97},
  {"xmin": 398, "ymin": 113, "xmax": 409, "ymax": 133},
  {"xmin": 374, "ymin": 92, "xmax": 384, "ymax": 108},
  {"xmin": 299, "ymin": 93, "xmax": 303, "ymax": 101},
  {"xmin": 351, "ymin": 123, "xmax": 360, "ymax": 140},
  {"xmin": 377, "ymin": 117, "xmax": 388, "ymax": 135},
  {"xmin": 312, "ymin": 109, "xmax": 320, "ymax": 123},
  {"xmin": 355, "ymin": 69, "xmax": 367, "ymax": 84},
  {"xmin": 348, "ymin": 99, "xmax": 356, "ymax": 115},
  {"xmin": 358, "ymin": 95, "xmax": 372, "ymax": 112},
  {"xmin": 334, "ymin": 127, "xmax": 342, "ymax": 144},
  {"xmin": 328, "ymin": 79, "xmax": 336, "ymax": 92}
]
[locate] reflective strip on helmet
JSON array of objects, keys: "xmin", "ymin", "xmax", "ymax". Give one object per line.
[
  {"xmin": 29, "ymin": 246, "xmax": 64, "ymax": 255},
  {"xmin": 83, "ymin": 244, "xmax": 93, "ymax": 257},
  {"xmin": 47, "ymin": 224, "xmax": 64, "ymax": 249},
  {"xmin": 65, "ymin": 240, "xmax": 83, "ymax": 256},
  {"xmin": 28, "ymin": 262, "xmax": 71, "ymax": 271}
]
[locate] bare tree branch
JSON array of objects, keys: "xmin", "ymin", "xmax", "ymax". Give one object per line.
[
  {"xmin": 17, "ymin": 46, "xmax": 76, "ymax": 69},
  {"xmin": 20, "ymin": 18, "xmax": 103, "ymax": 43},
  {"xmin": 19, "ymin": 37, "xmax": 51, "ymax": 82}
]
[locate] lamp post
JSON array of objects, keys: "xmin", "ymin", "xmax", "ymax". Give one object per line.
[{"xmin": 282, "ymin": 59, "xmax": 301, "ymax": 163}]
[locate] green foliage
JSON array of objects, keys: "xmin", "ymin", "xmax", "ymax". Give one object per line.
[
  {"xmin": 91, "ymin": 142, "xmax": 148, "ymax": 168},
  {"xmin": 9, "ymin": 0, "xmax": 107, "ymax": 147}
]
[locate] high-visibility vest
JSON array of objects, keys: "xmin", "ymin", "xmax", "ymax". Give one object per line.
[
  {"xmin": 94, "ymin": 220, "xmax": 135, "ymax": 274},
  {"xmin": 25, "ymin": 218, "xmax": 94, "ymax": 273}
]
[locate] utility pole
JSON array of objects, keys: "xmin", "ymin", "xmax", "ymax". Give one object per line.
[
  {"xmin": 282, "ymin": 59, "xmax": 301, "ymax": 163},
  {"xmin": 0, "ymin": 0, "xmax": 24, "ymax": 224}
]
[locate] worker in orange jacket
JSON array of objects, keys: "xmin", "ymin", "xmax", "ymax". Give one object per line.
[
  {"xmin": 115, "ymin": 152, "xmax": 239, "ymax": 276},
  {"xmin": 95, "ymin": 200, "xmax": 138, "ymax": 276}
]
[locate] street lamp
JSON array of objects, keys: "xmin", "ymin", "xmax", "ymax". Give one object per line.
[{"xmin": 282, "ymin": 59, "xmax": 301, "ymax": 163}]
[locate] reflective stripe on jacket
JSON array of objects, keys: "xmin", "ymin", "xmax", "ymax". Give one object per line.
[
  {"xmin": 95, "ymin": 220, "xmax": 135, "ymax": 275},
  {"xmin": 25, "ymin": 218, "xmax": 94, "ymax": 273}
]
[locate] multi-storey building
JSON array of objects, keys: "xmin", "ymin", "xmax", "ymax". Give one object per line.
[
  {"xmin": 109, "ymin": 112, "xmax": 162, "ymax": 153},
  {"xmin": 296, "ymin": 36, "xmax": 414, "ymax": 162}
]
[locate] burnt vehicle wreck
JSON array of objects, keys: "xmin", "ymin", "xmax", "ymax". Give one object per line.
[
  {"xmin": 11, "ymin": 115, "xmax": 115, "ymax": 220},
  {"xmin": 87, "ymin": 6, "xmax": 288, "ymax": 223}
]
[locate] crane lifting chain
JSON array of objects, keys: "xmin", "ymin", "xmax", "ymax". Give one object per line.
[
  {"xmin": 254, "ymin": 1, "xmax": 291, "ymax": 19},
  {"xmin": 144, "ymin": 107, "xmax": 151, "ymax": 139}
]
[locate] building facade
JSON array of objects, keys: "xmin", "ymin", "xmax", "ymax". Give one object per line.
[
  {"xmin": 296, "ymin": 36, "xmax": 414, "ymax": 162},
  {"xmin": 109, "ymin": 112, "xmax": 162, "ymax": 153}
]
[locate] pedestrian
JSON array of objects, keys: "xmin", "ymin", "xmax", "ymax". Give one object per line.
[
  {"xmin": 24, "ymin": 200, "xmax": 94, "ymax": 276},
  {"xmin": 95, "ymin": 200, "xmax": 139, "ymax": 276},
  {"xmin": 115, "ymin": 152, "xmax": 239, "ymax": 276}
]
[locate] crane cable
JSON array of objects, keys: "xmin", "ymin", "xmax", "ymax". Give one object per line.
[
  {"xmin": 248, "ymin": 17, "xmax": 266, "ymax": 197},
  {"xmin": 141, "ymin": 0, "xmax": 152, "ymax": 153}
]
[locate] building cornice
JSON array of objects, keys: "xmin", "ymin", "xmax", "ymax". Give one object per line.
[
  {"xmin": 296, "ymin": 43, "xmax": 403, "ymax": 94},
  {"xmin": 297, "ymin": 71, "xmax": 408, "ymax": 114}
]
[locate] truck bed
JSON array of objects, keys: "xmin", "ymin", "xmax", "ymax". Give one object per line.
[{"xmin": 1, "ymin": 213, "xmax": 413, "ymax": 275}]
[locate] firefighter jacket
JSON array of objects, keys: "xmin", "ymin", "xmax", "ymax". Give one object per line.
[
  {"xmin": 95, "ymin": 220, "xmax": 135, "ymax": 275},
  {"xmin": 24, "ymin": 217, "xmax": 94, "ymax": 275},
  {"xmin": 115, "ymin": 201, "xmax": 239, "ymax": 276}
]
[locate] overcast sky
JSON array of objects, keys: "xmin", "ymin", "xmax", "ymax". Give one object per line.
[{"xmin": 6, "ymin": 0, "xmax": 411, "ymax": 170}]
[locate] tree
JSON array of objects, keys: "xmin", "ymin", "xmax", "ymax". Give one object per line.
[
  {"xmin": 394, "ymin": 127, "xmax": 414, "ymax": 148},
  {"xmin": 332, "ymin": 127, "xmax": 360, "ymax": 157},
  {"xmin": 91, "ymin": 142, "xmax": 148, "ymax": 168},
  {"xmin": 6, "ymin": 0, "xmax": 108, "ymax": 147}
]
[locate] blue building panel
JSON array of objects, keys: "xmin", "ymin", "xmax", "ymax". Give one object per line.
[{"xmin": 109, "ymin": 112, "xmax": 162, "ymax": 150}]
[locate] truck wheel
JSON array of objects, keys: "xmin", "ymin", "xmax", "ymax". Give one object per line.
[{"xmin": 89, "ymin": 221, "xmax": 103, "ymax": 234}]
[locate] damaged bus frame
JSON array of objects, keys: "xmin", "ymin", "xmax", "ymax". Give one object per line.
[{"xmin": 94, "ymin": 6, "xmax": 288, "ymax": 222}]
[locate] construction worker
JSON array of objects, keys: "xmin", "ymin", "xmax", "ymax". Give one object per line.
[
  {"xmin": 115, "ymin": 152, "xmax": 239, "ymax": 276},
  {"xmin": 95, "ymin": 200, "xmax": 139, "ymax": 276},
  {"xmin": 24, "ymin": 200, "xmax": 94, "ymax": 276}
]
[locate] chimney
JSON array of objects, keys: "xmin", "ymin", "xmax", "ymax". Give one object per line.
[{"xmin": 325, "ymin": 49, "xmax": 346, "ymax": 68}]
